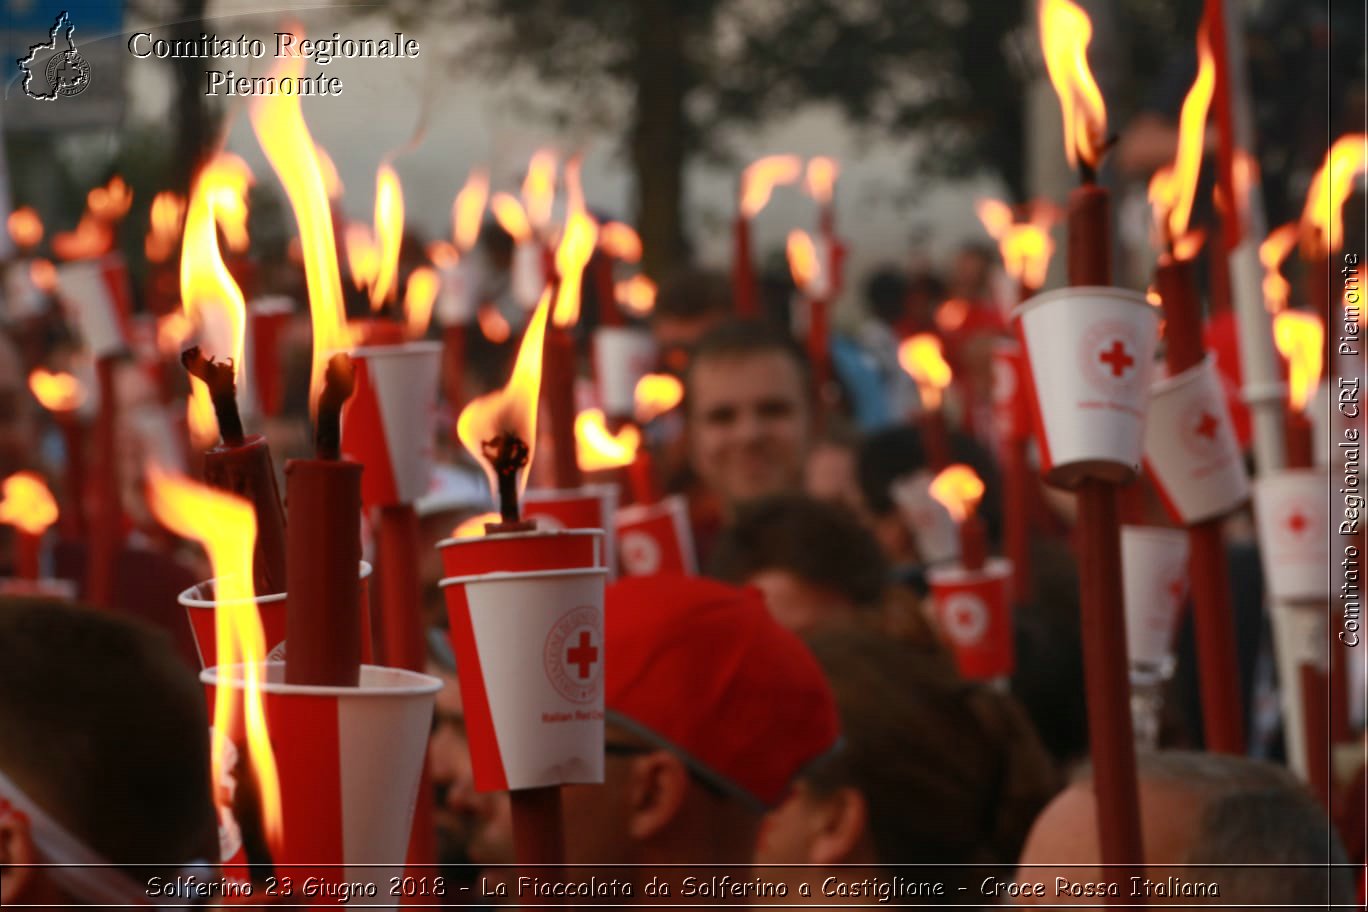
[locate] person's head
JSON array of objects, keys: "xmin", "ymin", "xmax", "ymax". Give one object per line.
[
  {"xmin": 949, "ymin": 243, "xmax": 995, "ymax": 301},
  {"xmin": 863, "ymin": 268, "xmax": 909, "ymax": 327},
  {"xmin": 651, "ymin": 269, "xmax": 732, "ymax": 375},
  {"xmin": 560, "ymin": 575, "xmax": 840, "ymax": 869},
  {"xmin": 0, "ymin": 598, "xmax": 217, "ymax": 906},
  {"xmin": 708, "ymin": 494, "xmax": 889, "ymax": 632},
  {"xmin": 1019, "ymin": 751, "xmax": 1354, "ymax": 906},
  {"xmin": 685, "ymin": 321, "xmax": 813, "ymax": 513},
  {"xmin": 758, "ymin": 628, "xmax": 1059, "ymax": 894},
  {"xmin": 804, "ymin": 430, "xmax": 865, "ymax": 516}
]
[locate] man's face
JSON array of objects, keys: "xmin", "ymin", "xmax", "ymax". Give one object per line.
[{"xmin": 687, "ymin": 351, "xmax": 811, "ymax": 509}]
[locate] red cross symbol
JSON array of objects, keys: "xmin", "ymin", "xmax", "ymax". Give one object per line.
[
  {"xmin": 1286, "ymin": 511, "xmax": 1307, "ymax": 534},
  {"xmin": 1098, "ymin": 340, "xmax": 1135, "ymax": 377},
  {"xmin": 566, "ymin": 630, "xmax": 599, "ymax": 678},
  {"xmin": 1194, "ymin": 412, "xmax": 1219, "ymax": 439}
]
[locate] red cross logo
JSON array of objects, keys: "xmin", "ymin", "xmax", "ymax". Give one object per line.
[
  {"xmin": 566, "ymin": 630, "xmax": 598, "ymax": 679},
  {"xmin": 1098, "ymin": 340, "xmax": 1135, "ymax": 377},
  {"xmin": 1286, "ymin": 511, "xmax": 1307, "ymax": 534},
  {"xmin": 1194, "ymin": 412, "xmax": 1219, "ymax": 440}
]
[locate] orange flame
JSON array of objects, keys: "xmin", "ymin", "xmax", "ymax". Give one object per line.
[
  {"xmin": 370, "ymin": 164, "xmax": 404, "ymax": 309},
  {"xmin": 345, "ymin": 223, "xmax": 379, "ymax": 295},
  {"xmin": 898, "ymin": 333, "xmax": 953, "ymax": 409},
  {"xmin": 186, "ymin": 380, "xmax": 220, "ymax": 451},
  {"xmin": 1300, "ymin": 133, "xmax": 1368, "ymax": 258},
  {"xmin": 634, "ymin": 373, "xmax": 684, "ymax": 424},
  {"xmin": 8, "ymin": 207, "xmax": 43, "ymax": 249},
  {"xmin": 522, "ymin": 150, "xmax": 558, "ymax": 234},
  {"xmin": 453, "ymin": 169, "xmax": 489, "ymax": 253},
  {"xmin": 206, "ymin": 155, "xmax": 253, "ymax": 254},
  {"xmin": 575, "ymin": 408, "xmax": 641, "ymax": 472},
  {"xmin": 805, "ymin": 156, "xmax": 839, "ymax": 205},
  {"xmin": 1039, "ymin": 0, "xmax": 1108, "ymax": 169},
  {"xmin": 927, "ymin": 464, "xmax": 985, "ymax": 523},
  {"xmin": 1157, "ymin": 23, "xmax": 1214, "ymax": 251},
  {"xmin": 181, "ymin": 155, "xmax": 249, "ymax": 391},
  {"xmin": 739, "ymin": 155, "xmax": 803, "ymax": 218},
  {"xmin": 490, "ymin": 193, "xmax": 531, "ymax": 243},
  {"xmin": 29, "ymin": 259, "xmax": 56, "ymax": 293},
  {"xmin": 477, "ymin": 304, "xmax": 511, "ymax": 343},
  {"xmin": 28, "ymin": 368, "xmax": 84, "ymax": 413},
  {"xmin": 615, "ymin": 275, "xmax": 657, "ymax": 317},
  {"xmin": 404, "ymin": 266, "xmax": 439, "ymax": 339},
  {"xmin": 427, "ymin": 240, "xmax": 459, "ymax": 269},
  {"xmin": 552, "ymin": 160, "xmax": 599, "ymax": 328},
  {"xmin": 51, "ymin": 213, "xmax": 112, "ymax": 260},
  {"xmin": 314, "ymin": 145, "xmax": 343, "ymax": 199},
  {"xmin": 157, "ymin": 312, "xmax": 194, "ymax": 357},
  {"xmin": 250, "ymin": 40, "xmax": 350, "ymax": 414},
  {"xmin": 1272, "ymin": 311, "xmax": 1324, "ymax": 412},
  {"xmin": 1260, "ymin": 222, "xmax": 1299, "ymax": 313},
  {"xmin": 977, "ymin": 197, "xmax": 1057, "ymax": 289},
  {"xmin": 786, "ymin": 229, "xmax": 821, "ymax": 292},
  {"xmin": 598, "ymin": 222, "xmax": 643, "ymax": 263},
  {"xmin": 87, "ymin": 176, "xmax": 132, "ymax": 222},
  {"xmin": 452, "ymin": 511, "xmax": 501, "ymax": 538},
  {"xmin": 935, "ymin": 298, "xmax": 971, "ymax": 333},
  {"xmin": 145, "ymin": 192, "xmax": 187, "ymax": 263},
  {"xmin": 145, "ymin": 464, "xmax": 282, "ymax": 851},
  {"xmin": 457, "ymin": 290, "xmax": 551, "ymax": 498},
  {"xmin": 0, "ymin": 472, "xmax": 59, "ymax": 535},
  {"xmin": 975, "ymin": 198, "xmax": 1014, "ymax": 239}
]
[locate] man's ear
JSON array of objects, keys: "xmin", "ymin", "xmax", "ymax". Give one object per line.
[
  {"xmin": 0, "ymin": 800, "xmax": 37, "ymax": 904},
  {"xmin": 806, "ymin": 786, "xmax": 869, "ymax": 866},
  {"xmin": 623, "ymin": 751, "xmax": 691, "ymax": 842}
]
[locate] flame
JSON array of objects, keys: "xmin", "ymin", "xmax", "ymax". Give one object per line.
[
  {"xmin": 616, "ymin": 275, "xmax": 657, "ymax": 317},
  {"xmin": 575, "ymin": 408, "xmax": 641, "ymax": 472},
  {"xmin": 370, "ymin": 164, "xmax": 404, "ymax": 309},
  {"xmin": 490, "ymin": 193, "xmax": 531, "ymax": 243},
  {"xmin": 1300, "ymin": 133, "xmax": 1368, "ymax": 258},
  {"xmin": 0, "ymin": 472, "xmax": 58, "ymax": 535},
  {"xmin": 404, "ymin": 266, "xmax": 439, "ymax": 339},
  {"xmin": 935, "ymin": 298, "xmax": 971, "ymax": 332},
  {"xmin": 739, "ymin": 155, "xmax": 803, "ymax": 218},
  {"xmin": 1229, "ymin": 148, "xmax": 1260, "ymax": 217},
  {"xmin": 250, "ymin": 41, "xmax": 350, "ymax": 413},
  {"xmin": 314, "ymin": 144, "xmax": 343, "ymax": 199},
  {"xmin": 8, "ymin": 207, "xmax": 43, "ymax": 249},
  {"xmin": 1157, "ymin": 23, "xmax": 1214, "ymax": 250},
  {"xmin": 521, "ymin": 150, "xmax": 558, "ymax": 233},
  {"xmin": 598, "ymin": 222, "xmax": 643, "ymax": 263},
  {"xmin": 452, "ymin": 511, "xmax": 501, "ymax": 538},
  {"xmin": 1260, "ymin": 223, "xmax": 1299, "ymax": 313},
  {"xmin": 145, "ymin": 192, "xmax": 187, "ymax": 263},
  {"xmin": 977, "ymin": 197, "xmax": 1056, "ymax": 289},
  {"xmin": 975, "ymin": 198, "xmax": 1014, "ymax": 239},
  {"xmin": 805, "ymin": 156, "xmax": 839, "ymax": 205},
  {"xmin": 187, "ymin": 379, "xmax": 220, "ymax": 451},
  {"xmin": 206, "ymin": 155, "xmax": 253, "ymax": 253},
  {"xmin": 87, "ymin": 176, "xmax": 132, "ymax": 222},
  {"xmin": 453, "ymin": 169, "xmax": 489, "ymax": 253},
  {"xmin": 927, "ymin": 464, "xmax": 985, "ymax": 523},
  {"xmin": 1039, "ymin": 0, "xmax": 1107, "ymax": 169},
  {"xmin": 1272, "ymin": 311, "xmax": 1324, "ymax": 412},
  {"xmin": 28, "ymin": 368, "xmax": 84, "ymax": 413},
  {"xmin": 634, "ymin": 373, "xmax": 684, "ymax": 424},
  {"xmin": 1145, "ymin": 286, "xmax": 1163, "ymax": 308},
  {"xmin": 181, "ymin": 155, "xmax": 249, "ymax": 390},
  {"xmin": 898, "ymin": 333, "xmax": 953, "ymax": 409},
  {"xmin": 29, "ymin": 259, "xmax": 56, "ymax": 293},
  {"xmin": 427, "ymin": 240, "xmax": 459, "ymax": 269},
  {"xmin": 551, "ymin": 160, "xmax": 599, "ymax": 328},
  {"xmin": 145, "ymin": 464, "xmax": 282, "ymax": 851},
  {"xmin": 345, "ymin": 223, "xmax": 379, "ymax": 295},
  {"xmin": 157, "ymin": 312, "xmax": 194, "ymax": 356},
  {"xmin": 478, "ymin": 304, "xmax": 511, "ymax": 343},
  {"xmin": 786, "ymin": 230, "xmax": 820, "ymax": 292},
  {"xmin": 457, "ymin": 290, "xmax": 551, "ymax": 498},
  {"xmin": 51, "ymin": 213, "xmax": 112, "ymax": 260}
]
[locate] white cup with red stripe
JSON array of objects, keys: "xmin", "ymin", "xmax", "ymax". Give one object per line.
[
  {"xmin": 991, "ymin": 338, "xmax": 1032, "ymax": 444},
  {"xmin": 57, "ymin": 256, "xmax": 131, "ymax": 357},
  {"xmin": 926, "ymin": 558, "xmax": 1014, "ymax": 681},
  {"xmin": 615, "ymin": 494, "xmax": 698, "ymax": 577},
  {"xmin": 1121, "ymin": 526, "xmax": 1189, "ymax": 670},
  {"xmin": 593, "ymin": 327, "xmax": 657, "ymax": 418},
  {"xmin": 1013, "ymin": 286, "xmax": 1160, "ymax": 487},
  {"xmin": 889, "ymin": 471, "xmax": 960, "ymax": 565},
  {"xmin": 201, "ymin": 662, "xmax": 440, "ymax": 906},
  {"xmin": 437, "ymin": 526, "xmax": 604, "ymax": 578},
  {"xmin": 440, "ymin": 566, "xmax": 607, "ymax": 791},
  {"xmin": 523, "ymin": 484, "xmax": 620, "ymax": 577},
  {"xmin": 341, "ymin": 341, "xmax": 442, "ymax": 509},
  {"xmin": 1143, "ymin": 358, "xmax": 1249, "ymax": 524},
  {"xmin": 1253, "ymin": 469, "xmax": 1331, "ymax": 603}
]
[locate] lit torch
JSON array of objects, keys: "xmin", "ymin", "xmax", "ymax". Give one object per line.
[
  {"xmin": 1272, "ymin": 310, "xmax": 1324, "ymax": 469},
  {"xmin": 734, "ymin": 154, "xmax": 802, "ymax": 317},
  {"xmin": 8, "ymin": 206, "xmax": 43, "ymax": 253},
  {"xmin": 28, "ymin": 369, "xmax": 86, "ymax": 537},
  {"xmin": 976, "ymin": 197, "xmax": 1058, "ymax": 299},
  {"xmin": 0, "ymin": 472, "xmax": 59, "ymax": 579},
  {"xmin": 927, "ymin": 464, "xmax": 987, "ymax": 571},
  {"xmin": 898, "ymin": 333, "xmax": 954, "ymax": 469}
]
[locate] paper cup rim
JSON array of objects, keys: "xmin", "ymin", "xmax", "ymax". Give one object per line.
[
  {"xmin": 1149, "ymin": 354, "xmax": 1217, "ymax": 396},
  {"xmin": 1011, "ymin": 285, "xmax": 1153, "ymax": 320},
  {"xmin": 435, "ymin": 527, "xmax": 605, "ymax": 550},
  {"xmin": 200, "ymin": 662, "xmax": 442, "ymax": 697},
  {"xmin": 439, "ymin": 566, "xmax": 609, "ymax": 589},
  {"xmin": 249, "ymin": 296, "xmax": 294, "ymax": 316},
  {"xmin": 615, "ymin": 498, "xmax": 681, "ymax": 523},
  {"xmin": 925, "ymin": 557, "xmax": 1013, "ymax": 586},
  {"xmin": 178, "ymin": 560, "xmax": 373, "ymax": 609},
  {"xmin": 351, "ymin": 339, "xmax": 443, "ymax": 359},
  {"xmin": 1120, "ymin": 525, "xmax": 1189, "ymax": 547},
  {"xmin": 522, "ymin": 483, "xmax": 619, "ymax": 501}
]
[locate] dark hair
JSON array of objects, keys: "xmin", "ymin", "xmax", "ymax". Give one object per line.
[
  {"xmin": 684, "ymin": 319, "xmax": 811, "ymax": 402},
  {"xmin": 864, "ymin": 268, "xmax": 909, "ymax": 326},
  {"xmin": 801, "ymin": 628, "xmax": 1059, "ymax": 884},
  {"xmin": 0, "ymin": 598, "xmax": 217, "ymax": 880},
  {"xmin": 708, "ymin": 494, "xmax": 889, "ymax": 611},
  {"xmin": 653, "ymin": 268, "xmax": 732, "ymax": 323}
]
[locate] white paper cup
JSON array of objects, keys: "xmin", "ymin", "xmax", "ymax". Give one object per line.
[
  {"xmin": 57, "ymin": 257, "xmax": 128, "ymax": 357},
  {"xmin": 1143, "ymin": 357, "xmax": 1250, "ymax": 524},
  {"xmin": 1013, "ymin": 286, "xmax": 1160, "ymax": 486},
  {"xmin": 341, "ymin": 341, "xmax": 442, "ymax": 508},
  {"xmin": 435, "ymin": 259, "xmax": 478, "ymax": 326},
  {"xmin": 890, "ymin": 471, "xmax": 959, "ymax": 565},
  {"xmin": 1121, "ymin": 526, "xmax": 1189, "ymax": 668},
  {"xmin": 440, "ymin": 567, "xmax": 607, "ymax": 791},
  {"xmin": 511, "ymin": 242, "xmax": 545, "ymax": 310},
  {"xmin": 1253, "ymin": 469, "xmax": 1331, "ymax": 603},
  {"xmin": 593, "ymin": 327, "xmax": 657, "ymax": 418},
  {"xmin": 615, "ymin": 494, "xmax": 698, "ymax": 577}
]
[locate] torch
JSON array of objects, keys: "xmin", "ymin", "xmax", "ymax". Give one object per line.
[
  {"xmin": 594, "ymin": 220, "xmax": 643, "ymax": 329},
  {"xmin": 1027, "ymin": 0, "xmax": 1155, "ymax": 878},
  {"xmin": 144, "ymin": 190, "xmax": 187, "ymax": 318},
  {"xmin": 435, "ymin": 168, "xmax": 490, "ymax": 409},
  {"xmin": 734, "ymin": 155, "xmax": 802, "ymax": 318},
  {"xmin": 897, "ymin": 333, "xmax": 954, "ymax": 469},
  {"xmin": 805, "ymin": 156, "xmax": 845, "ymax": 302},
  {"xmin": 5, "ymin": 208, "xmax": 47, "ymax": 324},
  {"xmin": 0, "ymin": 472, "xmax": 59, "ymax": 580},
  {"xmin": 592, "ymin": 222, "xmax": 657, "ymax": 430},
  {"xmin": 787, "ymin": 229, "xmax": 836, "ymax": 421},
  {"xmin": 27, "ymin": 368, "xmax": 87, "ymax": 539}
]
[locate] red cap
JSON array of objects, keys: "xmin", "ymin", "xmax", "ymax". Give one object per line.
[{"xmin": 603, "ymin": 574, "xmax": 841, "ymax": 809}]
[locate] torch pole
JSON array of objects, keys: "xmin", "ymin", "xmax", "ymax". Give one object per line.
[
  {"xmin": 87, "ymin": 356, "xmax": 121, "ymax": 609},
  {"xmin": 732, "ymin": 212, "xmax": 759, "ymax": 319}
]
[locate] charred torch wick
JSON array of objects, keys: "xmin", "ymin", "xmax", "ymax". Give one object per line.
[
  {"xmin": 315, "ymin": 353, "xmax": 356, "ymax": 461},
  {"xmin": 181, "ymin": 346, "xmax": 246, "ymax": 447},
  {"xmin": 482, "ymin": 433, "xmax": 528, "ymax": 522}
]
